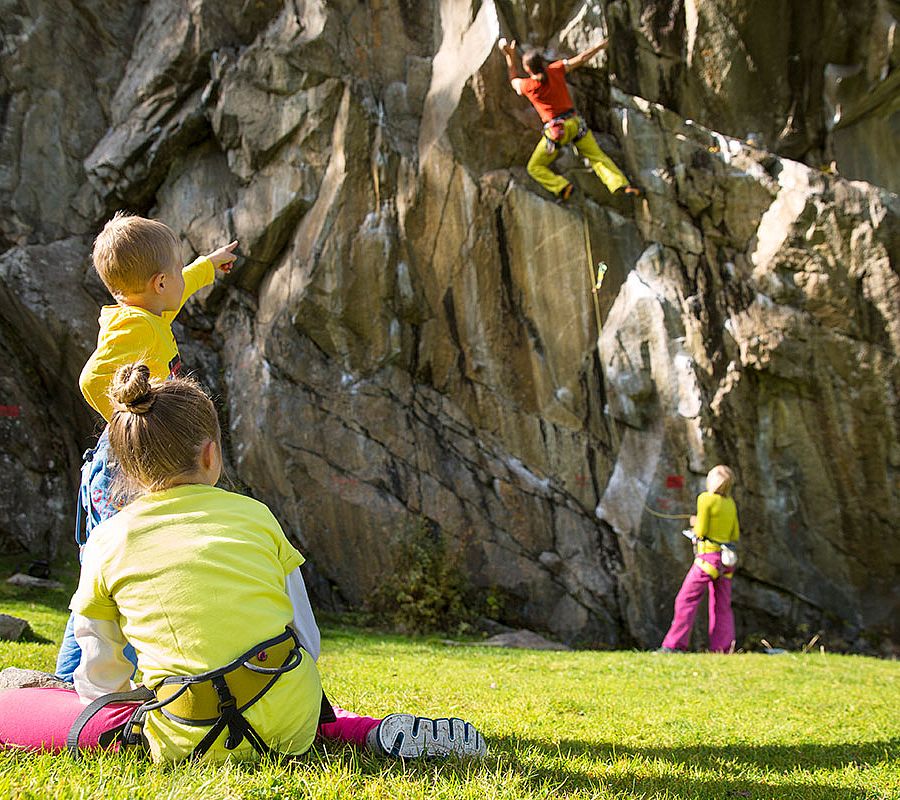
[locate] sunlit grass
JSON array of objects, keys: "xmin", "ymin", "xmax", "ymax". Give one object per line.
[{"xmin": 1, "ymin": 558, "xmax": 897, "ymax": 799}]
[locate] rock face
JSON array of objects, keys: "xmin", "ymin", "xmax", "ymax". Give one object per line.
[{"xmin": 0, "ymin": 1, "xmax": 897, "ymax": 652}]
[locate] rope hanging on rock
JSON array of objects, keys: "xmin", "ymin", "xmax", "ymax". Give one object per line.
[
  {"xmin": 582, "ymin": 216, "xmax": 604, "ymax": 343},
  {"xmin": 643, "ymin": 504, "xmax": 691, "ymax": 520}
]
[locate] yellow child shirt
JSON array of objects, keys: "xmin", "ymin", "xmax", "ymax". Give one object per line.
[
  {"xmin": 70, "ymin": 484, "xmax": 324, "ymax": 762},
  {"xmin": 694, "ymin": 491, "xmax": 740, "ymax": 554},
  {"xmin": 79, "ymin": 257, "xmax": 214, "ymax": 421}
]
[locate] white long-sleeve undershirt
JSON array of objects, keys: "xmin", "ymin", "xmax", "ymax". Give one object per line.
[
  {"xmin": 285, "ymin": 565, "xmax": 321, "ymax": 660},
  {"xmin": 72, "ymin": 615, "xmax": 133, "ymax": 701}
]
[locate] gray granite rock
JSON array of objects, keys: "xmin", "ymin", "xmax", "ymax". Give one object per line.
[
  {"xmin": 0, "ymin": 614, "xmax": 29, "ymax": 641},
  {"xmin": 482, "ymin": 629, "xmax": 572, "ymax": 651},
  {"xmin": 0, "ymin": 0, "xmax": 896, "ymax": 654},
  {"xmin": 7, "ymin": 574, "xmax": 63, "ymax": 591},
  {"xmin": 0, "ymin": 668, "xmax": 71, "ymax": 691}
]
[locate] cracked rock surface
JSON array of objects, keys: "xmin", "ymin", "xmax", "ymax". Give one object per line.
[{"xmin": 1, "ymin": 0, "xmax": 897, "ymax": 651}]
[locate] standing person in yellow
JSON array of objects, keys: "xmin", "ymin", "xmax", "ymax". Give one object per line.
[
  {"xmin": 499, "ymin": 38, "xmax": 641, "ymax": 202},
  {"xmin": 0, "ymin": 365, "xmax": 487, "ymax": 762},
  {"xmin": 55, "ymin": 212, "xmax": 238, "ymax": 682},
  {"xmin": 660, "ymin": 466, "xmax": 741, "ymax": 653}
]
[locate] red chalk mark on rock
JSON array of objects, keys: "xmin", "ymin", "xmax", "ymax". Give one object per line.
[
  {"xmin": 665, "ymin": 474, "xmax": 685, "ymax": 489},
  {"xmin": 656, "ymin": 498, "xmax": 672, "ymax": 510},
  {"xmin": 574, "ymin": 474, "xmax": 590, "ymax": 487},
  {"xmin": 0, "ymin": 405, "xmax": 21, "ymax": 418},
  {"xmin": 332, "ymin": 475, "xmax": 358, "ymax": 486}
]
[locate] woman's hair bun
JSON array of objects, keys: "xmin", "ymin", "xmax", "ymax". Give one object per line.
[{"xmin": 111, "ymin": 363, "xmax": 155, "ymax": 414}]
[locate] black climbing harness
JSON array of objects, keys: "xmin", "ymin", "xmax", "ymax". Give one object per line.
[{"xmin": 67, "ymin": 626, "xmax": 319, "ymax": 760}]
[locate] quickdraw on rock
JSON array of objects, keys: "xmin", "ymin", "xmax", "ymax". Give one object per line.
[
  {"xmin": 592, "ymin": 261, "xmax": 608, "ymax": 294},
  {"xmin": 67, "ymin": 627, "xmax": 308, "ymax": 760}
]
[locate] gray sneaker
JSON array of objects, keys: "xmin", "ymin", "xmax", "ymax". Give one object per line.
[{"xmin": 372, "ymin": 713, "xmax": 487, "ymax": 759}]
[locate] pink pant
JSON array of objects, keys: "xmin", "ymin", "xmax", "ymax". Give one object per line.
[
  {"xmin": 661, "ymin": 552, "xmax": 735, "ymax": 653},
  {"xmin": 0, "ymin": 687, "xmax": 379, "ymax": 754}
]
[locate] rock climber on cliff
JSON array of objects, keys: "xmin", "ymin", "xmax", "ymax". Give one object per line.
[{"xmin": 500, "ymin": 38, "xmax": 641, "ymax": 203}]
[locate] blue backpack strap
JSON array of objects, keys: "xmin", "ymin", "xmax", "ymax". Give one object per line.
[
  {"xmin": 75, "ymin": 446, "xmax": 97, "ymax": 547},
  {"xmin": 75, "ymin": 428, "xmax": 117, "ymax": 546}
]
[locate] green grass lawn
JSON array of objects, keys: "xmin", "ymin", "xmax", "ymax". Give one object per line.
[{"xmin": 0, "ymin": 568, "xmax": 898, "ymax": 799}]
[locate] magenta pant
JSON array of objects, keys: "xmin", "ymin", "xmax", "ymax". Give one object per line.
[
  {"xmin": 0, "ymin": 687, "xmax": 379, "ymax": 753},
  {"xmin": 661, "ymin": 552, "xmax": 735, "ymax": 653}
]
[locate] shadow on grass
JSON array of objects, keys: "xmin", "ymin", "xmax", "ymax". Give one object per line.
[
  {"xmin": 18, "ymin": 627, "xmax": 54, "ymax": 645},
  {"xmin": 2, "ymin": 732, "xmax": 893, "ymax": 800},
  {"xmin": 490, "ymin": 735, "xmax": 899, "ymax": 800}
]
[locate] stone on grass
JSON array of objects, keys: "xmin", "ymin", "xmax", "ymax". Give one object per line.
[
  {"xmin": 0, "ymin": 614, "xmax": 30, "ymax": 641},
  {"xmin": 482, "ymin": 629, "xmax": 572, "ymax": 651},
  {"xmin": 7, "ymin": 573, "xmax": 63, "ymax": 590},
  {"xmin": 0, "ymin": 668, "xmax": 71, "ymax": 691}
]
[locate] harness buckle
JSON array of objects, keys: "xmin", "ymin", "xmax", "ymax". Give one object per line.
[
  {"xmin": 124, "ymin": 716, "xmax": 146, "ymax": 747},
  {"xmin": 217, "ymin": 695, "xmax": 237, "ymax": 714}
]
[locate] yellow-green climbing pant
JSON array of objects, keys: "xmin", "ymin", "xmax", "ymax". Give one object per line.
[{"xmin": 527, "ymin": 115, "xmax": 629, "ymax": 197}]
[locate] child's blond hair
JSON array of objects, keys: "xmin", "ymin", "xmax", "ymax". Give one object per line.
[
  {"xmin": 706, "ymin": 465, "xmax": 735, "ymax": 496},
  {"xmin": 92, "ymin": 212, "xmax": 180, "ymax": 296},
  {"xmin": 108, "ymin": 363, "xmax": 220, "ymax": 492}
]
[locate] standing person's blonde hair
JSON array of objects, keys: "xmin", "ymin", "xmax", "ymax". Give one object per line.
[
  {"xmin": 706, "ymin": 465, "xmax": 735, "ymax": 497},
  {"xmin": 107, "ymin": 363, "xmax": 219, "ymax": 492},
  {"xmin": 92, "ymin": 211, "xmax": 180, "ymax": 296}
]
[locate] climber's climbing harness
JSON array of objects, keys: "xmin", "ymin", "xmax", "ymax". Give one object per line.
[
  {"xmin": 67, "ymin": 627, "xmax": 309, "ymax": 760},
  {"xmin": 542, "ymin": 109, "xmax": 589, "ymax": 153},
  {"xmin": 692, "ymin": 552, "xmax": 736, "ymax": 579}
]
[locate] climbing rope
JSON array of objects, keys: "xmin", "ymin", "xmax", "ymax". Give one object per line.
[
  {"xmin": 582, "ymin": 216, "xmax": 605, "ymax": 341},
  {"xmin": 643, "ymin": 504, "xmax": 691, "ymax": 520}
]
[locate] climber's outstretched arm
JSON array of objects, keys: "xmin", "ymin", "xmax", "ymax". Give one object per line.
[
  {"xmin": 500, "ymin": 39, "xmax": 527, "ymax": 95},
  {"xmin": 565, "ymin": 39, "xmax": 608, "ymax": 72}
]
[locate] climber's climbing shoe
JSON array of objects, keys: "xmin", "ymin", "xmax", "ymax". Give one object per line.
[{"xmin": 557, "ymin": 183, "xmax": 575, "ymax": 203}]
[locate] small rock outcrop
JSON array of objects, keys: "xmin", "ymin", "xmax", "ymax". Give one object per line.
[
  {"xmin": 0, "ymin": 1, "xmax": 897, "ymax": 652},
  {"xmin": 0, "ymin": 614, "xmax": 30, "ymax": 641}
]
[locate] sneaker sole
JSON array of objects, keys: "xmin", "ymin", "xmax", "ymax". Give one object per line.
[{"xmin": 376, "ymin": 713, "xmax": 487, "ymax": 759}]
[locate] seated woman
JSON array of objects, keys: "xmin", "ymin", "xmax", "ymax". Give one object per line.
[{"xmin": 0, "ymin": 364, "xmax": 486, "ymax": 761}]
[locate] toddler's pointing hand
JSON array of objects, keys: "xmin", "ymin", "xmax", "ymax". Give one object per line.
[{"xmin": 206, "ymin": 240, "xmax": 239, "ymax": 273}]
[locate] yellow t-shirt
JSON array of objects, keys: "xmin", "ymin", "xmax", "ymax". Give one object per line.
[
  {"xmin": 71, "ymin": 484, "xmax": 323, "ymax": 762},
  {"xmin": 79, "ymin": 257, "xmax": 214, "ymax": 421},
  {"xmin": 694, "ymin": 491, "xmax": 740, "ymax": 554}
]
